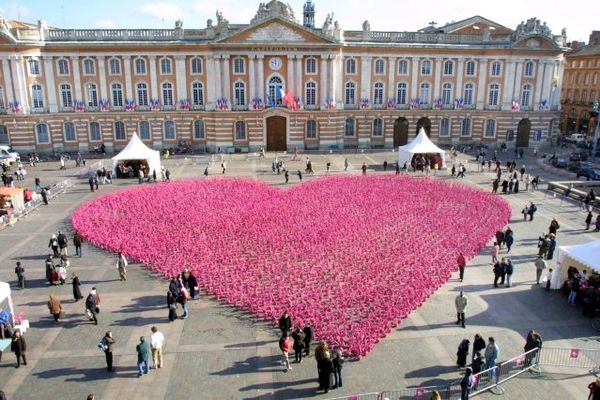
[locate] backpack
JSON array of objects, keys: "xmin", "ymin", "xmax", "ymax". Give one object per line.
[
  {"xmin": 531, "ymin": 204, "xmax": 537, "ymax": 212},
  {"xmin": 98, "ymin": 337, "xmax": 108, "ymax": 351}
]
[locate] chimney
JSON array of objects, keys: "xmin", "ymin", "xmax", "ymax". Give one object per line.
[
  {"xmin": 570, "ymin": 40, "xmax": 581, "ymax": 50},
  {"xmin": 589, "ymin": 31, "xmax": 600, "ymax": 46}
]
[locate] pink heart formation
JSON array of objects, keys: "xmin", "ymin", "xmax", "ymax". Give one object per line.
[{"xmin": 72, "ymin": 176, "xmax": 510, "ymax": 358}]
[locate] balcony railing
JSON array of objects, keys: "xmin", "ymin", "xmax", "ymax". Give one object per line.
[
  {"xmin": 190, "ymin": 104, "xmax": 205, "ymax": 111},
  {"xmin": 46, "ymin": 29, "xmax": 177, "ymax": 42}
]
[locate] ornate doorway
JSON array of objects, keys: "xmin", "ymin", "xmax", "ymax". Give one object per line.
[
  {"xmin": 393, "ymin": 117, "xmax": 409, "ymax": 147},
  {"xmin": 416, "ymin": 117, "xmax": 432, "ymax": 136},
  {"xmin": 517, "ymin": 118, "xmax": 531, "ymax": 148},
  {"xmin": 266, "ymin": 116, "xmax": 287, "ymax": 151}
]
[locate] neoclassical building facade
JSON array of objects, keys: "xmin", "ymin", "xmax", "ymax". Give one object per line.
[{"xmin": 0, "ymin": 1, "xmax": 567, "ymax": 153}]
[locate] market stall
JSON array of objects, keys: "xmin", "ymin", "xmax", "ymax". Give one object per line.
[
  {"xmin": 112, "ymin": 132, "xmax": 161, "ymax": 178},
  {"xmin": 551, "ymin": 240, "xmax": 600, "ymax": 289},
  {"xmin": 397, "ymin": 128, "xmax": 447, "ymax": 169}
]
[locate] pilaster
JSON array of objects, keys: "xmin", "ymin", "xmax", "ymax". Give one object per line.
[
  {"xmin": 123, "ymin": 55, "xmax": 132, "ymax": 101},
  {"xmin": 360, "ymin": 56, "xmax": 372, "ymax": 100},
  {"xmin": 175, "ymin": 55, "xmax": 187, "ymax": 101},
  {"xmin": 248, "ymin": 55, "xmax": 256, "ymax": 98},
  {"xmin": 42, "ymin": 55, "xmax": 58, "ymax": 112},
  {"xmin": 410, "ymin": 58, "xmax": 419, "ymax": 99},
  {"xmin": 475, "ymin": 59, "xmax": 489, "ymax": 109},
  {"xmin": 222, "ymin": 55, "xmax": 230, "ymax": 100},
  {"xmin": 97, "ymin": 56, "xmax": 108, "ymax": 101},
  {"xmin": 72, "ymin": 56, "xmax": 83, "ymax": 103},
  {"xmin": 11, "ymin": 56, "xmax": 29, "ymax": 112}
]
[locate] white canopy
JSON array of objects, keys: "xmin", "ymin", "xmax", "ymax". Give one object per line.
[
  {"xmin": 551, "ymin": 240, "xmax": 600, "ymax": 289},
  {"xmin": 397, "ymin": 128, "xmax": 446, "ymax": 168},
  {"xmin": 112, "ymin": 132, "xmax": 161, "ymax": 176},
  {"xmin": 0, "ymin": 281, "xmax": 15, "ymax": 325}
]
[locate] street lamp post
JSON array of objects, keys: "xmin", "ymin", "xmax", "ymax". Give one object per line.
[{"xmin": 593, "ymin": 100, "xmax": 600, "ymax": 158}]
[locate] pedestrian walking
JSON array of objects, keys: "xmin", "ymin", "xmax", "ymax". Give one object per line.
[
  {"xmin": 484, "ymin": 337, "xmax": 499, "ymax": 371},
  {"xmin": 57, "ymin": 231, "xmax": 68, "ymax": 256},
  {"xmin": 524, "ymin": 330, "xmax": 543, "ymax": 367},
  {"xmin": 527, "ymin": 202, "xmax": 537, "ymax": 221},
  {"xmin": 10, "ymin": 330, "xmax": 27, "ymax": 368},
  {"xmin": 586, "ymin": 211, "xmax": 593, "ymax": 230},
  {"xmin": 14, "ymin": 262, "xmax": 25, "ymax": 289},
  {"xmin": 504, "ymin": 228, "xmax": 514, "ymax": 253},
  {"xmin": 460, "ymin": 367, "xmax": 474, "ymax": 400},
  {"xmin": 490, "ymin": 242, "xmax": 499, "ymax": 263},
  {"xmin": 279, "ymin": 311, "xmax": 292, "ymax": 335},
  {"xmin": 303, "ymin": 322, "xmax": 314, "ymax": 356},
  {"xmin": 49, "ymin": 234, "xmax": 59, "ymax": 257},
  {"xmin": 455, "ymin": 291, "xmax": 468, "ymax": 328},
  {"xmin": 88, "ymin": 175, "xmax": 95, "ymax": 192},
  {"xmin": 326, "ymin": 161, "xmax": 331, "ymax": 174},
  {"xmin": 547, "ymin": 234, "xmax": 557, "ymax": 260},
  {"xmin": 150, "ymin": 326, "xmax": 164, "ymax": 369},
  {"xmin": 116, "ymin": 252, "xmax": 128, "ymax": 281},
  {"xmin": 292, "ymin": 328, "xmax": 305, "ymax": 363},
  {"xmin": 221, "ymin": 161, "xmax": 226, "ymax": 174},
  {"xmin": 71, "ymin": 272, "xmax": 83, "ymax": 301},
  {"xmin": 457, "ymin": 253, "xmax": 467, "ymax": 282},
  {"xmin": 383, "ymin": 160, "xmax": 388, "ymax": 171},
  {"xmin": 47, "ymin": 294, "xmax": 63, "ymax": 323},
  {"xmin": 73, "ymin": 232, "xmax": 83, "ymax": 257},
  {"xmin": 284, "ymin": 170, "xmax": 289, "ymax": 184},
  {"xmin": 45, "ymin": 254, "xmax": 53, "ymax": 284},
  {"xmin": 136, "ymin": 336, "xmax": 151, "ymax": 376},
  {"xmin": 344, "ymin": 158, "xmax": 349, "ymax": 171},
  {"xmin": 99, "ymin": 331, "xmax": 115, "ymax": 372},
  {"xmin": 85, "ymin": 287, "xmax": 100, "ymax": 325},
  {"xmin": 332, "ymin": 349, "xmax": 344, "ymax": 388},
  {"xmin": 279, "ymin": 332, "xmax": 293, "ymax": 371},
  {"xmin": 204, "ymin": 166, "xmax": 209, "ymax": 176},
  {"xmin": 361, "ymin": 163, "xmax": 367, "ymax": 175},
  {"xmin": 457, "ymin": 339, "xmax": 470, "ymax": 368},
  {"xmin": 505, "ymin": 258, "xmax": 514, "ymax": 287},
  {"xmin": 534, "ymin": 255, "xmax": 547, "ymax": 284},
  {"xmin": 297, "ymin": 170, "xmax": 302, "ymax": 182},
  {"xmin": 492, "ymin": 260, "xmax": 504, "ymax": 288},
  {"xmin": 395, "ymin": 162, "xmax": 400, "ymax": 175},
  {"xmin": 544, "ymin": 268, "xmax": 553, "ymax": 291}
]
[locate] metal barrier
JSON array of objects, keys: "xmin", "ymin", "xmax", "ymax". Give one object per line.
[
  {"xmin": 79, "ymin": 161, "xmax": 104, "ymax": 178},
  {"xmin": 381, "ymin": 384, "xmax": 462, "ymax": 400},
  {"xmin": 538, "ymin": 346, "xmax": 600, "ymax": 370},
  {"xmin": 324, "ymin": 392, "xmax": 380, "ymax": 400}
]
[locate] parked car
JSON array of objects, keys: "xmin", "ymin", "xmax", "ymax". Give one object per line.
[
  {"xmin": 552, "ymin": 156, "xmax": 569, "ymax": 168},
  {"xmin": 569, "ymin": 151, "xmax": 588, "ymax": 162},
  {"xmin": 577, "ymin": 167, "xmax": 600, "ymax": 180},
  {"xmin": 0, "ymin": 145, "xmax": 20, "ymax": 164},
  {"xmin": 565, "ymin": 133, "xmax": 587, "ymax": 143},
  {"xmin": 570, "ymin": 161, "xmax": 594, "ymax": 173}
]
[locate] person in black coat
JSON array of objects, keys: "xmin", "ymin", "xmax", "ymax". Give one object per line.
[
  {"xmin": 318, "ymin": 352, "xmax": 334, "ymax": 393},
  {"xmin": 187, "ymin": 272, "xmax": 199, "ymax": 300},
  {"xmin": 303, "ymin": 323, "xmax": 314, "ymax": 356},
  {"xmin": 11, "ymin": 330, "xmax": 27, "ymax": 368},
  {"xmin": 457, "ymin": 339, "xmax": 470, "ymax": 368},
  {"xmin": 167, "ymin": 291, "xmax": 177, "ymax": 321},
  {"xmin": 169, "ymin": 276, "xmax": 181, "ymax": 298},
  {"xmin": 332, "ymin": 349, "xmax": 344, "ymax": 388},
  {"xmin": 71, "ymin": 272, "xmax": 83, "ymax": 301},
  {"xmin": 278, "ymin": 311, "xmax": 292, "ymax": 335},
  {"xmin": 504, "ymin": 229, "xmax": 514, "ymax": 253},
  {"xmin": 292, "ymin": 328, "xmax": 305, "ymax": 363},
  {"xmin": 472, "ymin": 334, "xmax": 486, "ymax": 361}
]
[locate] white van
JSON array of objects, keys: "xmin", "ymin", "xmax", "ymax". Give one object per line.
[{"xmin": 0, "ymin": 145, "xmax": 20, "ymax": 164}]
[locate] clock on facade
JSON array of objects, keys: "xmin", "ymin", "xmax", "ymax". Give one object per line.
[{"xmin": 269, "ymin": 57, "xmax": 282, "ymax": 70}]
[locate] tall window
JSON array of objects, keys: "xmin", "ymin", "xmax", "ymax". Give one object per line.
[
  {"xmin": 31, "ymin": 84, "xmax": 44, "ymax": 108},
  {"xmin": 300, "ymin": 81, "xmax": 314, "ymax": 106},
  {"xmin": 137, "ymin": 83, "xmax": 148, "ymax": 106},
  {"xmin": 29, "ymin": 59, "xmax": 40, "ymax": 75},
  {"xmin": 373, "ymin": 82, "xmax": 384, "ymax": 105},
  {"xmin": 491, "ymin": 61, "xmax": 501, "ymax": 76},
  {"xmin": 164, "ymin": 120, "xmax": 175, "ymax": 140},
  {"xmin": 89, "ymin": 122, "xmax": 101, "ymax": 141},
  {"xmin": 193, "ymin": 120, "xmax": 205, "ymax": 139},
  {"xmin": 372, "ymin": 118, "xmax": 383, "ymax": 136},
  {"xmin": 524, "ymin": 61, "xmax": 534, "ymax": 77},
  {"xmin": 306, "ymin": 119, "xmax": 317, "ymax": 139},
  {"xmin": 36, "ymin": 123, "xmax": 49, "ymax": 143},
  {"xmin": 397, "ymin": 83, "xmax": 407, "ymax": 105},
  {"xmin": 109, "ymin": 58, "xmax": 121, "ymax": 75},
  {"xmin": 60, "ymin": 84, "xmax": 73, "ymax": 107},
  {"xmin": 235, "ymin": 121, "xmax": 246, "ymax": 140},
  {"xmin": 83, "ymin": 58, "xmax": 95, "ymax": 75},
  {"xmin": 484, "ymin": 119, "xmax": 496, "ymax": 137},
  {"xmin": 420, "ymin": 83, "xmax": 430, "ymax": 104},
  {"xmin": 111, "ymin": 83, "xmax": 123, "ymax": 107},
  {"xmin": 268, "ymin": 76, "xmax": 283, "ymax": 105},
  {"xmin": 461, "ymin": 118, "xmax": 471, "ymax": 136},
  {"xmin": 488, "ymin": 84, "xmax": 499, "ymax": 106},
  {"xmin": 160, "ymin": 58, "xmax": 172, "ymax": 74},
  {"xmin": 0, "ymin": 124, "xmax": 8, "ymax": 144},
  {"xmin": 421, "ymin": 60, "xmax": 431, "ymax": 75},
  {"xmin": 522, "ymin": 84, "xmax": 532, "ymax": 107},
  {"xmin": 162, "ymin": 82, "xmax": 173, "ymax": 106},
  {"xmin": 344, "ymin": 118, "xmax": 355, "ymax": 136},
  {"xmin": 306, "ymin": 57, "xmax": 317, "ymax": 74},
  {"xmin": 443, "ymin": 60, "xmax": 454, "ymax": 75},
  {"xmin": 345, "ymin": 82, "xmax": 355, "ymax": 105},
  {"xmin": 192, "ymin": 82, "xmax": 204, "ymax": 105},
  {"xmin": 465, "ymin": 61, "xmax": 476, "ymax": 76},
  {"xmin": 63, "ymin": 122, "xmax": 76, "ymax": 141},
  {"xmin": 139, "ymin": 120, "xmax": 151, "ymax": 140},
  {"xmin": 114, "ymin": 121, "xmax": 126, "ymax": 140},
  {"xmin": 374, "ymin": 59, "xmax": 385, "ymax": 75},
  {"xmin": 442, "ymin": 83, "xmax": 452, "ymax": 104},
  {"xmin": 135, "ymin": 58, "xmax": 146, "ymax": 75},
  {"xmin": 398, "ymin": 59, "xmax": 408, "ymax": 75},
  {"xmin": 440, "ymin": 118, "xmax": 450, "ymax": 136},
  {"xmin": 191, "ymin": 57, "xmax": 202, "ymax": 74},
  {"xmin": 86, "ymin": 83, "xmax": 98, "ymax": 107},
  {"xmin": 233, "ymin": 57, "xmax": 245, "ymax": 74},
  {"xmin": 58, "ymin": 59, "xmax": 69, "ymax": 75},
  {"xmin": 464, "ymin": 83, "xmax": 474, "ymax": 105},
  {"xmin": 234, "ymin": 82, "xmax": 246, "ymax": 106},
  {"xmin": 346, "ymin": 58, "xmax": 356, "ymax": 74}
]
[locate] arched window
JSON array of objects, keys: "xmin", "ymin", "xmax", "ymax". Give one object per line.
[
  {"xmin": 60, "ymin": 83, "xmax": 73, "ymax": 107},
  {"xmin": 397, "ymin": 83, "xmax": 407, "ymax": 105},
  {"xmin": 372, "ymin": 118, "xmax": 383, "ymax": 136},
  {"xmin": 163, "ymin": 120, "xmax": 176, "ymax": 140},
  {"xmin": 89, "ymin": 121, "xmax": 101, "ymax": 141},
  {"xmin": 524, "ymin": 61, "xmax": 534, "ymax": 77},
  {"xmin": 306, "ymin": 57, "xmax": 317, "ymax": 74},
  {"xmin": 442, "ymin": 83, "xmax": 452, "ymax": 105},
  {"xmin": 464, "ymin": 83, "xmax": 474, "ymax": 105},
  {"xmin": 235, "ymin": 121, "xmax": 246, "ymax": 140},
  {"xmin": 374, "ymin": 59, "xmax": 385, "ymax": 75},
  {"xmin": 488, "ymin": 84, "xmax": 499, "ymax": 106},
  {"xmin": 345, "ymin": 82, "xmax": 355, "ymax": 105},
  {"xmin": 83, "ymin": 58, "xmax": 95, "ymax": 75},
  {"xmin": 268, "ymin": 76, "xmax": 283, "ymax": 106},
  {"xmin": 109, "ymin": 58, "xmax": 121, "ymax": 75},
  {"xmin": 305, "ymin": 81, "xmax": 316, "ymax": 106},
  {"xmin": 35, "ymin": 123, "xmax": 50, "ymax": 143},
  {"xmin": 86, "ymin": 83, "xmax": 98, "ymax": 107},
  {"xmin": 137, "ymin": 83, "xmax": 148, "ymax": 106},
  {"xmin": 344, "ymin": 118, "xmax": 355, "ymax": 137},
  {"xmin": 421, "ymin": 60, "xmax": 431, "ymax": 75},
  {"xmin": 162, "ymin": 82, "xmax": 173, "ymax": 106},
  {"xmin": 160, "ymin": 57, "xmax": 172, "ymax": 74},
  {"xmin": 139, "ymin": 120, "xmax": 151, "ymax": 140},
  {"xmin": 233, "ymin": 57, "xmax": 245, "ymax": 74},
  {"xmin": 306, "ymin": 119, "xmax": 317, "ymax": 139},
  {"xmin": 192, "ymin": 82, "xmax": 204, "ymax": 105},
  {"xmin": 443, "ymin": 60, "xmax": 453, "ymax": 75},
  {"xmin": 346, "ymin": 58, "xmax": 356, "ymax": 74},
  {"xmin": 465, "ymin": 60, "xmax": 476, "ymax": 76},
  {"xmin": 114, "ymin": 121, "xmax": 126, "ymax": 140},
  {"xmin": 193, "ymin": 120, "xmax": 205, "ymax": 139},
  {"xmin": 234, "ymin": 82, "xmax": 246, "ymax": 106},
  {"xmin": 0, "ymin": 124, "xmax": 9, "ymax": 144},
  {"xmin": 439, "ymin": 118, "xmax": 450, "ymax": 136},
  {"xmin": 398, "ymin": 59, "xmax": 408, "ymax": 75},
  {"xmin": 191, "ymin": 57, "xmax": 203, "ymax": 74},
  {"xmin": 63, "ymin": 122, "xmax": 76, "ymax": 141},
  {"xmin": 521, "ymin": 84, "xmax": 532, "ymax": 107},
  {"xmin": 484, "ymin": 119, "xmax": 496, "ymax": 137},
  {"xmin": 31, "ymin": 84, "xmax": 44, "ymax": 108},
  {"xmin": 29, "ymin": 59, "xmax": 40, "ymax": 75},
  {"xmin": 373, "ymin": 82, "xmax": 384, "ymax": 105},
  {"xmin": 461, "ymin": 118, "xmax": 471, "ymax": 136},
  {"xmin": 135, "ymin": 58, "xmax": 146, "ymax": 75},
  {"xmin": 420, "ymin": 82, "xmax": 430, "ymax": 104},
  {"xmin": 57, "ymin": 59, "xmax": 69, "ymax": 75},
  {"xmin": 111, "ymin": 83, "xmax": 123, "ymax": 107},
  {"xmin": 491, "ymin": 61, "xmax": 501, "ymax": 76}
]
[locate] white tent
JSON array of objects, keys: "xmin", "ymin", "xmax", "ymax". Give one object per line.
[
  {"xmin": 112, "ymin": 132, "xmax": 161, "ymax": 177},
  {"xmin": 0, "ymin": 281, "xmax": 15, "ymax": 325},
  {"xmin": 551, "ymin": 240, "xmax": 600, "ymax": 289},
  {"xmin": 397, "ymin": 128, "xmax": 446, "ymax": 168}
]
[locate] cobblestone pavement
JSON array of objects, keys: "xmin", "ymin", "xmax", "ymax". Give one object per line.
[{"xmin": 0, "ymin": 147, "xmax": 599, "ymax": 400}]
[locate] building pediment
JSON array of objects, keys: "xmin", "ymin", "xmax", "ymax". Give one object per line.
[
  {"xmin": 218, "ymin": 17, "xmax": 335, "ymax": 44},
  {"xmin": 512, "ymin": 34, "xmax": 561, "ymax": 50}
]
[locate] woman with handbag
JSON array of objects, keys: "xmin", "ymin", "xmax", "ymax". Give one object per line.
[{"xmin": 47, "ymin": 294, "xmax": 63, "ymax": 323}]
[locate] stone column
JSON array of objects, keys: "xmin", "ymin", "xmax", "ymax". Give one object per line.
[
  {"xmin": 433, "ymin": 57, "xmax": 442, "ymax": 100},
  {"xmin": 248, "ymin": 55, "xmax": 256, "ymax": 99},
  {"xmin": 43, "ymin": 55, "xmax": 58, "ymax": 112},
  {"xmin": 502, "ymin": 59, "xmax": 516, "ymax": 109},
  {"xmin": 410, "ymin": 58, "xmax": 419, "ymax": 99},
  {"xmin": 214, "ymin": 55, "xmax": 222, "ymax": 99},
  {"xmin": 512, "ymin": 60, "xmax": 523, "ymax": 105},
  {"xmin": 257, "ymin": 55, "xmax": 265, "ymax": 100},
  {"xmin": 206, "ymin": 54, "xmax": 216, "ymax": 106},
  {"xmin": 11, "ymin": 56, "xmax": 29, "ymax": 112},
  {"xmin": 1, "ymin": 57, "xmax": 15, "ymax": 105},
  {"xmin": 539, "ymin": 60, "xmax": 552, "ymax": 105},
  {"xmin": 320, "ymin": 55, "xmax": 328, "ymax": 104},
  {"xmin": 71, "ymin": 56, "xmax": 83, "ymax": 103},
  {"xmin": 387, "ymin": 57, "xmax": 396, "ymax": 102},
  {"xmin": 455, "ymin": 58, "xmax": 464, "ymax": 102},
  {"xmin": 97, "ymin": 56, "xmax": 109, "ymax": 101},
  {"xmin": 475, "ymin": 59, "xmax": 489, "ymax": 109},
  {"xmin": 360, "ymin": 55, "xmax": 372, "ymax": 100},
  {"xmin": 333, "ymin": 53, "xmax": 343, "ymax": 108},
  {"xmin": 175, "ymin": 55, "xmax": 187, "ymax": 101},
  {"xmin": 295, "ymin": 56, "xmax": 302, "ymax": 98},
  {"xmin": 122, "ymin": 55, "xmax": 132, "ymax": 102},
  {"xmin": 222, "ymin": 55, "xmax": 230, "ymax": 101},
  {"xmin": 327, "ymin": 53, "xmax": 335, "ymax": 101},
  {"xmin": 287, "ymin": 54, "xmax": 294, "ymax": 95}
]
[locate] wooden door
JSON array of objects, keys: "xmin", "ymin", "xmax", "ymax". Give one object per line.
[
  {"xmin": 266, "ymin": 116, "xmax": 287, "ymax": 151},
  {"xmin": 393, "ymin": 118, "xmax": 409, "ymax": 147},
  {"xmin": 517, "ymin": 118, "xmax": 530, "ymax": 148}
]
